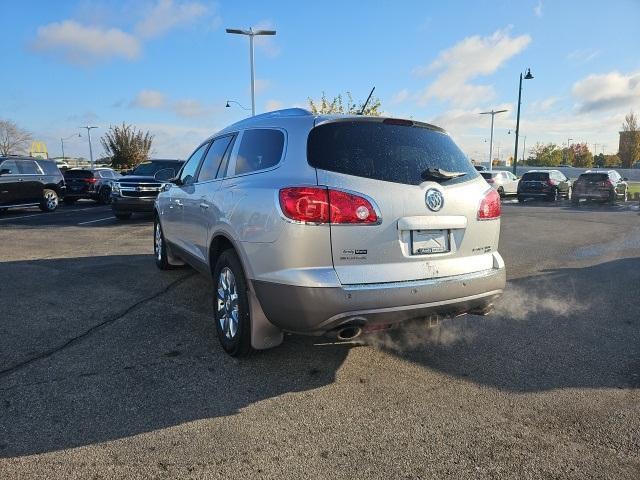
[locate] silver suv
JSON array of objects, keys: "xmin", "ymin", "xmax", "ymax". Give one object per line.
[{"xmin": 154, "ymin": 109, "xmax": 506, "ymax": 356}]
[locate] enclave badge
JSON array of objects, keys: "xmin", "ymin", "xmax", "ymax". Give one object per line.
[{"xmin": 425, "ymin": 188, "xmax": 444, "ymax": 212}]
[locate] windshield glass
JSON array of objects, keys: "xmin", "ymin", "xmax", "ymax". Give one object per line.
[
  {"xmin": 307, "ymin": 121, "xmax": 477, "ymax": 186},
  {"xmin": 522, "ymin": 172, "xmax": 550, "ymax": 181}
]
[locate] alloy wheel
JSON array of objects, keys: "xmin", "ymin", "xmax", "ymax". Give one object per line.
[
  {"xmin": 217, "ymin": 267, "xmax": 239, "ymax": 339},
  {"xmin": 154, "ymin": 222, "xmax": 163, "ymax": 262},
  {"xmin": 45, "ymin": 191, "xmax": 58, "ymax": 210}
]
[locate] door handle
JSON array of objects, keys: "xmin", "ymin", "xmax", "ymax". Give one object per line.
[
  {"xmin": 199, "ymin": 202, "xmax": 209, "ymax": 209},
  {"xmin": 18, "ymin": 178, "xmax": 24, "ymax": 182},
  {"xmin": 174, "ymin": 200, "xmax": 183, "ymax": 208}
]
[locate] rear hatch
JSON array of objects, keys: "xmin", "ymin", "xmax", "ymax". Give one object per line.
[
  {"xmin": 308, "ymin": 118, "xmax": 500, "ymax": 285},
  {"xmin": 64, "ymin": 170, "xmax": 95, "ymax": 193},
  {"xmin": 519, "ymin": 172, "xmax": 550, "ymax": 193},
  {"xmin": 575, "ymin": 173, "xmax": 609, "ymax": 194}
]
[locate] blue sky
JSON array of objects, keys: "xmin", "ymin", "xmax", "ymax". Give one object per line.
[{"xmin": 1, "ymin": 0, "xmax": 639, "ymax": 160}]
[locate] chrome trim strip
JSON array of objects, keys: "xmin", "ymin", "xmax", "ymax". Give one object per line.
[{"xmin": 342, "ymin": 268, "xmax": 499, "ymax": 291}]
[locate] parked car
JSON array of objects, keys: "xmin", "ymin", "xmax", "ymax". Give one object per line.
[
  {"xmin": 63, "ymin": 168, "xmax": 121, "ymax": 204},
  {"xmin": 480, "ymin": 171, "xmax": 519, "ymax": 197},
  {"xmin": 153, "ymin": 109, "xmax": 506, "ymax": 357},
  {"xmin": 572, "ymin": 170, "xmax": 628, "ymax": 204},
  {"xmin": 517, "ymin": 169, "xmax": 571, "ymax": 202},
  {"xmin": 111, "ymin": 159, "xmax": 184, "ymax": 219},
  {"xmin": 0, "ymin": 156, "xmax": 65, "ymax": 212}
]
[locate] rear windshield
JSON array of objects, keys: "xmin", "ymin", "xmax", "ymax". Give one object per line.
[
  {"xmin": 521, "ymin": 172, "xmax": 550, "ymax": 181},
  {"xmin": 307, "ymin": 121, "xmax": 477, "ymax": 186},
  {"xmin": 578, "ymin": 173, "xmax": 608, "ymax": 181},
  {"xmin": 132, "ymin": 161, "xmax": 181, "ymax": 176},
  {"xmin": 64, "ymin": 170, "xmax": 93, "ymax": 178},
  {"xmin": 37, "ymin": 160, "xmax": 61, "ymax": 176},
  {"xmin": 480, "ymin": 172, "xmax": 495, "ymax": 179}
]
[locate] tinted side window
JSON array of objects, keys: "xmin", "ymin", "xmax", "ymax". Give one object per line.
[
  {"xmin": 1, "ymin": 160, "xmax": 19, "ymax": 174},
  {"xmin": 18, "ymin": 160, "xmax": 43, "ymax": 175},
  {"xmin": 197, "ymin": 135, "xmax": 234, "ymax": 182},
  {"xmin": 37, "ymin": 161, "xmax": 61, "ymax": 175},
  {"xmin": 180, "ymin": 143, "xmax": 208, "ymax": 184},
  {"xmin": 235, "ymin": 129, "xmax": 284, "ymax": 176}
]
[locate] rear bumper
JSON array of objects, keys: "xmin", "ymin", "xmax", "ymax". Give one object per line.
[
  {"xmin": 253, "ymin": 255, "xmax": 506, "ymax": 335},
  {"xmin": 518, "ymin": 190, "xmax": 553, "ymax": 198},
  {"xmin": 572, "ymin": 189, "xmax": 611, "ymax": 199},
  {"xmin": 111, "ymin": 195, "xmax": 156, "ymax": 212}
]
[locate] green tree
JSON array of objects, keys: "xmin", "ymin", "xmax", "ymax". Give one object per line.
[
  {"xmin": 619, "ymin": 111, "xmax": 640, "ymax": 168},
  {"xmin": 100, "ymin": 123, "xmax": 154, "ymax": 169},
  {"xmin": 308, "ymin": 91, "xmax": 382, "ymax": 116},
  {"xmin": 530, "ymin": 142, "xmax": 562, "ymax": 166},
  {"xmin": 604, "ymin": 154, "xmax": 621, "ymax": 167},
  {"xmin": 570, "ymin": 143, "xmax": 593, "ymax": 168}
]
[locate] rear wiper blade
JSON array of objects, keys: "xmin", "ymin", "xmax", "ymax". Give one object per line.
[{"xmin": 420, "ymin": 167, "xmax": 467, "ymax": 181}]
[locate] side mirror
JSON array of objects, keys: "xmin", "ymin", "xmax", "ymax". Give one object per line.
[
  {"xmin": 170, "ymin": 177, "xmax": 183, "ymax": 186},
  {"xmin": 0, "ymin": 168, "xmax": 12, "ymax": 175}
]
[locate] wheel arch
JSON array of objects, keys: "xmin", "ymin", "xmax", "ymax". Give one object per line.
[{"xmin": 208, "ymin": 233, "xmax": 253, "ymax": 280}]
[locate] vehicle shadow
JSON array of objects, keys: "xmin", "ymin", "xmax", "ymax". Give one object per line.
[
  {"xmin": 368, "ymin": 257, "xmax": 640, "ymax": 393},
  {"xmin": 0, "ymin": 255, "xmax": 638, "ymax": 458},
  {"xmin": 0, "ymin": 254, "xmax": 350, "ymax": 458}
]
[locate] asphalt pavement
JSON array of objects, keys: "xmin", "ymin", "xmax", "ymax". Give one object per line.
[{"xmin": 0, "ymin": 199, "xmax": 639, "ymax": 479}]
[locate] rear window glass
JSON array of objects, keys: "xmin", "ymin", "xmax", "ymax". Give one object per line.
[
  {"xmin": 235, "ymin": 129, "xmax": 284, "ymax": 175},
  {"xmin": 132, "ymin": 161, "xmax": 182, "ymax": 177},
  {"xmin": 64, "ymin": 170, "xmax": 94, "ymax": 178},
  {"xmin": 480, "ymin": 172, "xmax": 495, "ymax": 179},
  {"xmin": 579, "ymin": 173, "xmax": 608, "ymax": 181},
  {"xmin": 521, "ymin": 172, "xmax": 550, "ymax": 181},
  {"xmin": 307, "ymin": 121, "xmax": 477, "ymax": 185},
  {"xmin": 37, "ymin": 160, "xmax": 61, "ymax": 175}
]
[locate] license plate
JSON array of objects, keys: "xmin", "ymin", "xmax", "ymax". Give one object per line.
[{"xmin": 411, "ymin": 229, "xmax": 450, "ymax": 255}]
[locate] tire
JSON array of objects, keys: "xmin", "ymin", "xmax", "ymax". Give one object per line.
[
  {"xmin": 97, "ymin": 187, "xmax": 112, "ymax": 205},
  {"xmin": 517, "ymin": 196, "xmax": 525, "ymax": 203},
  {"xmin": 154, "ymin": 218, "xmax": 171, "ymax": 270},
  {"xmin": 608, "ymin": 191, "xmax": 616, "ymax": 205},
  {"xmin": 63, "ymin": 198, "xmax": 77, "ymax": 205},
  {"xmin": 39, "ymin": 189, "xmax": 59, "ymax": 212},
  {"xmin": 571, "ymin": 197, "xmax": 579, "ymax": 206},
  {"xmin": 114, "ymin": 211, "xmax": 132, "ymax": 220},
  {"xmin": 212, "ymin": 249, "xmax": 253, "ymax": 357},
  {"xmin": 497, "ymin": 186, "xmax": 505, "ymax": 198},
  {"xmin": 546, "ymin": 189, "xmax": 558, "ymax": 202}
]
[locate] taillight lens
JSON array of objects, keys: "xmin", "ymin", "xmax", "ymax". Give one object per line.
[
  {"xmin": 279, "ymin": 187, "xmax": 378, "ymax": 224},
  {"xmin": 279, "ymin": 187, "xmax": 330, "ymax": 223},
  {"xmin": 486, "ymin": 178, "xmax": 494, "ymax": 184},
  {"xmin": 328, "ymin": 189, "xmax": 377, "ymax": 224},
  {"xmin": 84, "ymin": 177, "xmax": 97, "ymax": 184},
  {"xmin": 478, "ymin": 189, "xmax": 501, "ymax": 220},
  {"xmin": 546, "ymin": 179, "xmax": 557, "ymax": 187}
]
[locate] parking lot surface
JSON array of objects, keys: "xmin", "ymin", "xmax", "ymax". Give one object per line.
[{"xmin": 1, "ymin": 200, "xmax": 639, "ymax": 479}]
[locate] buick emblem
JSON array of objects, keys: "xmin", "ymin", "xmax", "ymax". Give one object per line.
[{"xmin": 425, "ymin": 188, "xmax": 444, "ymax": 212}]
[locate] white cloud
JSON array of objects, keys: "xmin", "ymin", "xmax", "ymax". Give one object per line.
[
  {"xmin": 531, "ymin": 97, "xmax": 559, "ymax": 112},
  {"xmin": 390, "ymin": 89, "xmax": 410, "ymax": 105},
  {"xmin": 415, "ymin": 28, "xmax": 531, "ymax": 107},
  {"xmin": 131, "ymin": 89, "xmax": 166, "ymax": 109},
  {"xmin": 129, "ymin": 90, "xmax": 220, "ymax": 118},
  {"xmin": 265, "ymin": 100, "xmax": 284, "ymax": 111},
  {"xmin": 252, "ymin": 20, "xmax": 280, "ymax": 58},
  {"xmin": 32, "ymin": 20, "xmax": 140, "ymax": 64},
  {"xmin": 567, "ymin": 48, "xmax": 601, "ymax": 64},
  {"xmin": 135, "ymin": 0, "xmax": 215, "ymax": 39},
  {"xmin": 534, "ymin": 1, "xmax": 543, "ymax": 17},
  {"xmin": 572, "ymin": 71, "xmax": 640, "ymax": 113},
  {"xmin": 253, "ymin": 78, "xmax": 270, "ymax": 95}
]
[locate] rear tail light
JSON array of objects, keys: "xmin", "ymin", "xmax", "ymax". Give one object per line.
[
  {"xmin": 600, "ymin": 180, "xmax": 613, "ymax": 187},
  {"xmin": 279, "ymin": 187, "xmax": 378, "ymax": 224},
  {"xmin": 478, "ymin": 189, "xmax": 501, "ymax": 220},
  {"xmin": 485, "ymin": 178, "xmax": 494, "ymax": 184},
  {"xmin": 84, "ymin": 177, "xmax": 97, "ymax": 184},
  {"xmin": 545, "ymin": 179, "xmax": 557, "ymax": 187}
]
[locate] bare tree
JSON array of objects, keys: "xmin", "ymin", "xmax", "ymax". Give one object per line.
[
  {"xmin": 622, "ymin": 111, "xmax": 638, "ymax": 132},
  {"xmin": 0, "ymin": 119, "xmax": 32, "ymax": 156},
  {"xmin": 308, "ymin": 91, "xmax": 382, "ymax": 116}
]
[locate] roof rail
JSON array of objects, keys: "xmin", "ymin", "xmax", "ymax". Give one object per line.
[{"xmin": 251, "ymin": 108, "xmax": 312, "ymax": 119}]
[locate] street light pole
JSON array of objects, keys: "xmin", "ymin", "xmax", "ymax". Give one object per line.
[
  {"xmin": 81, "ymin": 126, "xmax": 98, "ymax": 168},
  {"xmin": 226, "ymin": 27, "xmax": 277, "ymax": 116},
  {"xmin": 479, "ymin": 109, "xmax": 508, "ymax": 172},
  {"xmin": 513, "ymin": 68, "xmax": 534, "ymax": 175},
  {"xmin": 521, "ymin": 136, "xmax": 527, "ymax": 162}
]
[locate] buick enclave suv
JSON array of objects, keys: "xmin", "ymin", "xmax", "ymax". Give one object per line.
[{"xmin": 154, "ymin": 109, "xmax": 506, "ymax": 356}]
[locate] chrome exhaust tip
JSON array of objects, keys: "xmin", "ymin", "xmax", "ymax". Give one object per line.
[{"xmin": 336, "ymin": 326, "xmax": 363, "ymax": 341}]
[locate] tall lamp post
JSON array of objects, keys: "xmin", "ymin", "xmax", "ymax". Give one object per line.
[
  {"xmin": 226, "ymin": 27, "xmax": 276, "ymax": 116},
  {"xmin": 479, "ymin": 109, "xmax": 508, "ymax": 172},
  {"xmin": 81, "ymin": 126, "xmax": 98, "ymax": 168},
  {"xmin": 61, "ymin": 133, "xmax": 81, "ymax": 162},
  {"xmin": 513, "ymin": 68, "xmax": 534, "ymax": 175}
]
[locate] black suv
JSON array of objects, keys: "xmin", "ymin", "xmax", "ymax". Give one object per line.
[
  {"xmin": 517, "ymin": 169, "xmax": 571, "ymax": 202},
  {"xmin": 111, "ymin": 159, "xmax": 183, "ymax": 219},
  {"xmin": 0, "ymin": 156, "xmax": 66, "ymax": 212},
  {"xmin": 63, "ymin": 167, "xmax": 121, "ymax": 205},
  {"xmin": 572, "ymin": 170, "xmax": 628, "ymax": 205}
]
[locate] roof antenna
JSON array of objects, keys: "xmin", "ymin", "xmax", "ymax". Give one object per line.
[{"xmin": 358, "ymin": 86, "xmax": 375, "ymax": 115}]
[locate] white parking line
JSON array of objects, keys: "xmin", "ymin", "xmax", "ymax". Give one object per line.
[{"xmin": 77, "ymin": 217, "xmax": 114, "ymax": 225}]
